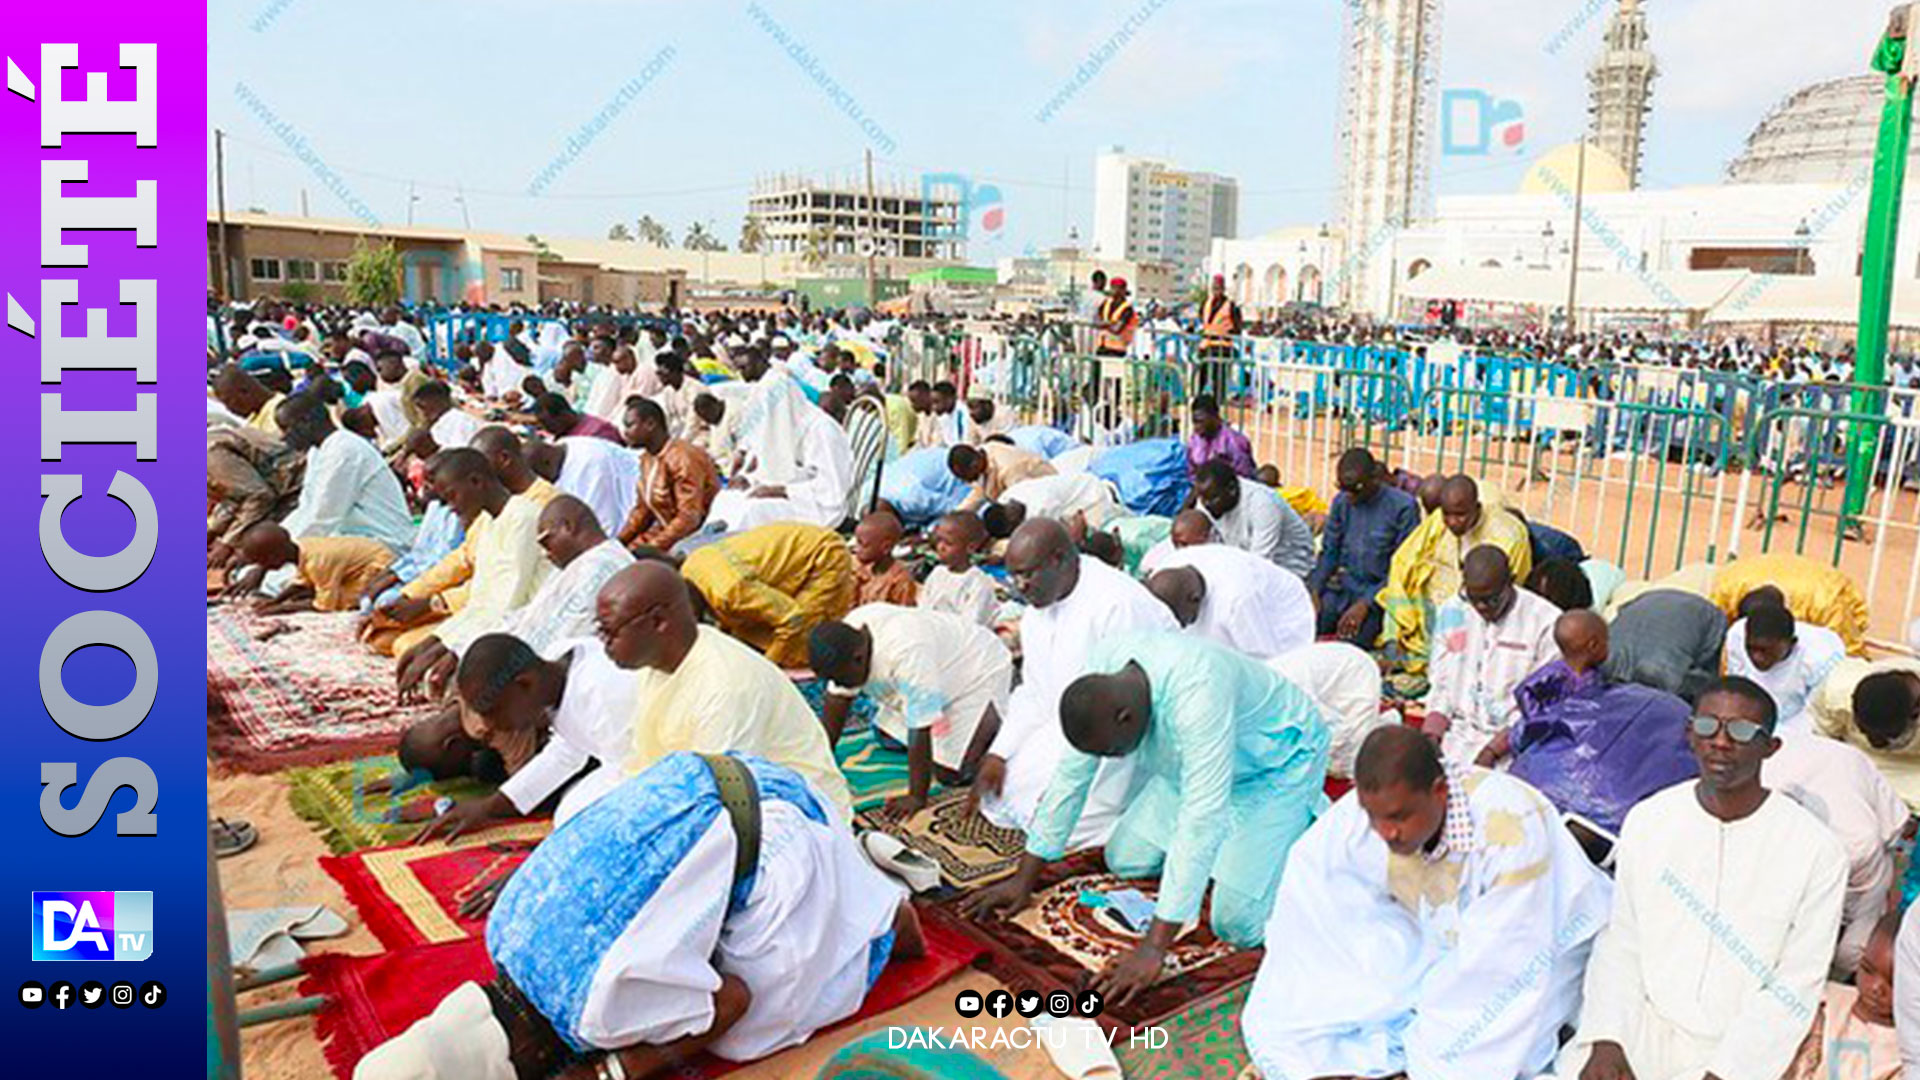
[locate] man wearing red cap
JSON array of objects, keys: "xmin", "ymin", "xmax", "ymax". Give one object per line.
[{"xmin": 1095, "ymin": 277, "xmax": 1139, "ymax": 357}]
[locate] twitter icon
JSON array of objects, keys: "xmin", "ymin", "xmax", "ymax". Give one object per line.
[
  {"xmin": 1015, "ymin": 991, "xmax": 1043, "ymax": 1018},
  {"xmin": 79, "ymin": 981, "xmax": 105, "ymax": 1010}
]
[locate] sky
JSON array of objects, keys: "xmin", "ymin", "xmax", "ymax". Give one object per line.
[{"xmin": 208, "ymin": 0, "xmax": 1886, "ymax": 264}]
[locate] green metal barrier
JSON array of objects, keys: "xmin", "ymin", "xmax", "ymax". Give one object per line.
[{"xmin": 1746, "ymin": 406, "xmax": 1899, "ymax": 565}]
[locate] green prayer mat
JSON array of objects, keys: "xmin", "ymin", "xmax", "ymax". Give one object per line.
[
  {"xmin": 1112, "ymin": 982, "xmax": 1252, "ymax": 1079},
  {"xmin": 285, "ymin": 755, "xmax": 495, "ymax": 855},
  {"xmin": 833, "ymin": 718, "xmax": 913, "ymax": 813},
  {"xmin": 794, "ymin": 678, "xmax": 910, "ymax": 813}
]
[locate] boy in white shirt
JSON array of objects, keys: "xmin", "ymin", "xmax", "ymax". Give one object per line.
[{"xmin": 918, "ymin": 511, "xmax": 997, "ymax": 628}]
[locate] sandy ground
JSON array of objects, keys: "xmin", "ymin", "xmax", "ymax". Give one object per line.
[{"xmin": 211, "ymin": 766, "xmax": 1064, "ymax": 1080}]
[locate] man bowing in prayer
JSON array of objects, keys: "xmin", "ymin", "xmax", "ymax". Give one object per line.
[
  {"xmin": 395, "ymin": 495, "xmax": 634, "ymax": 700},
  {"xmin": 1144, "ymin": 543, "xmax": 1315, "ymax": 660},
  {"xmin": 962, "ymin": 630, "xmax": 1331, "ymax": 1000},
  {"xmin": 1241, "ymin": 726, "xmax": 1611, "ymax": 1080},
  {"xmin": 1555, "ymin": 676, "xmax": 1846, "ymax": 1080},
  {"xmin": 970, "ymin": 520, "xmax": 1176, "ymax": 849},
  {"xmin": 354, "ymin": 753, "xmax": 917, "ymax": 1080},
  {"xmin": 588, "ymin": 561, "xmax": 851, "ymax": 819}
]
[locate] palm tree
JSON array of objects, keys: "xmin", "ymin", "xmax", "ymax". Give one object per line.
[
  {"xmin": 739, "ymin": 215, "xmax": 766, "ymax": 254},
  {"xmin": 801, "ymin": 225, "xmax": 835, "ymax": 271},
  {"xmin": 684, "ymin": 221, "xmax": 724, "ymax": 251},
  {"xmin": 607, "ymin": 223, "xmax": 634, "ymax": 242},
  {"xmin": 636, "ymin": 215, "xmax": 673, "ymax": 248}
]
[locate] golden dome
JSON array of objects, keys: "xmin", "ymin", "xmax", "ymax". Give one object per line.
[{"xmin": 1519, "ymin": 142, "xmax": 1633, "ymax": 196}]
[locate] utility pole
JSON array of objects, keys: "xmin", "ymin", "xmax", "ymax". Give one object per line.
[
  {"xmin": 864, "ymin": 148, "xmax": 877, "ymax": 306},
  {"xmin": 1845, "ymin": 4, "xmax": 1920, "ymax": 526},
  {"xmin": 1566, "ymin": 138, "xmax": 1589, "ymax": 334},
  {"xmin": 407, "ymin": 181, "xmax": 419, "ymax": 226},
  {"xmin": 455, "ymin": 182, "xmax": 472, "ymax": 230},
  {"xmin": 299, "ymin": 187, "xmax": 309, "ymax": 218},
  {"xmin": 214, "ymin": 128, "xmax": 233, "ymax": 300}
]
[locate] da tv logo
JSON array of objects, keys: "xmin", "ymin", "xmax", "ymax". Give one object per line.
[
  {"xmin": 920, "ymin": 173, "xmax": 1005, "ymax": 242},
  {"xmin": 1440, "ymin": 89, "xmax": 1525, "ymax": 156},
  {"xmin": 32, "ymin": 892, "xmax": 153, "ymax": 961}
]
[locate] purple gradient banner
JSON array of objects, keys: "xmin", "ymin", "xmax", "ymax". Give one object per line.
[{"xmin": 0, "ymin": 3, "xmax": 206, "ymax": 1070}]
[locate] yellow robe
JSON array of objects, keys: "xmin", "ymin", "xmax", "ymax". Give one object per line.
[
  {"xmin": 1709, "ymin": 552, "xmax": 1870, "ymax": 656},
  {"xmin": 1375, "ymin": 505, "xmax": 1533, "ymax": 672},
  {"xmin": 628, "ymin": 624, "xmax": 852, "ymax": 817},
  {"xmin": 680, "ymin": 522, "xmax": 856, "ymax": 668}
]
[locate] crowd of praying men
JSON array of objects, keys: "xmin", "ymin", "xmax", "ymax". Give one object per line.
[{"xmin": 208, "ymin": 297, "xmax": 1920, "ymax": 1080}]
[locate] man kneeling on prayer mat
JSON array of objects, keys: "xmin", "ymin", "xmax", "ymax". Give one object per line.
[
  {"xmin": 962, "ymin": 630, "xmax": 1330, "ymax": 1000},
  {"xmin": 407, "ymin": 632, "xmax": 643, "ymax": 850},
  {"xmin": 807, "ymin": 604, "xmax": 1012, "ymax": 815},
  {"xmin": 353, "ymin": 753, "xmax": 922, "ymax": 1080},
  {"xmin": 1553, "ymin": 676, "xmax": 1846, "ymax": 1080},
  {"xmin": 589, "ymin": 561, "xmax": 852, "ymax": 818},
  {"xmin": 232, "ymin": 522, "xmax": 393, "ymax": 615},
  {"xmin": 1240, "ymin": 725, "xmax": 1611, "ymax": 1080},
  {"xmin": 396, "ymin": 495, "xmax": 634, "ymax": 702},
  {"xmin": 678, "ymin": 521, "xmax": 856, "ymax": 669}
]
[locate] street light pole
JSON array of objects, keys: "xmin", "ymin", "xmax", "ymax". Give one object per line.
[{"xmin": 1566, "ymin": 138, "xmax": 1589, "ymax": 334}]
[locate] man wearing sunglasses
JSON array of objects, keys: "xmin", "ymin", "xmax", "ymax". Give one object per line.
[{"xmin": 1559, "ymin": 676, "xmax": 1846, "ymax": 1080}]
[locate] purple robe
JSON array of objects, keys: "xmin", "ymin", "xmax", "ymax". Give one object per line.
[
  {"xmin": 1186, "ymin": 425, "xmax": 1256, "ymax": 478},
  {"xmin": 1508, "ymin": 660, "xmax": 1698, "ymax": 836}
]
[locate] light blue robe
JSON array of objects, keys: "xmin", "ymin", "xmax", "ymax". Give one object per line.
[{"xmin": 1025, "ymin": 631, "xmax": 1330, "ymax": 946}]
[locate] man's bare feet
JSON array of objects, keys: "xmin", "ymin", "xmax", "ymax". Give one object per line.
[{"xmin": 891, "ymin": 901, "xmax": 926, "ymax": 960}]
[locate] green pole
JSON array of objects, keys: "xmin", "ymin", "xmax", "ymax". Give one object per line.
[{"xmin": 1845, "ymin": 21, "xmax": 1913, "ymax": 521}]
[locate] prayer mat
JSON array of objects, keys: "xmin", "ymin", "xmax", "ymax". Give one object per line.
[
  {"xmin": 1111, "ymin": 982, "xmax": 1252, "ymax": 1078},
  {"xmin": 207, "ymin": 606, "xmax": 436, "ymax": 772},
  {"xmin": 928, "ymin": 850, "xmax": 1263, "ymax": 1033},
  {"xmin": 286, "ymin": 755, "xmax": 497, "ymax": 855},
  {"xmin": 302, "ymin": 908, "xmax": 985, "ymax": 1080},
  {"xmin": 319, "ymin": 820, "xmax": 552, "ymax": 950},
  {"xmin": 857, "ymin": 790, "xmax": 1027, "ymax": 888},
  {"xmin": 302, "ymin": 939, "xmax": 495, "ymax": 1080}
]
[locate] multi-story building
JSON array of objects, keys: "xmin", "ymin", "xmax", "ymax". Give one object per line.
[
  {"xmin": 1335, "ymin": 0, "xmax": 1442, "ymax": 317},
  {"xmin": 745, "ymin": 172, "xmax": 965, "ymax": 272},
  {"xmin": 1090, "ymin": 149, "xmax": 1238, "ymax": 288}
]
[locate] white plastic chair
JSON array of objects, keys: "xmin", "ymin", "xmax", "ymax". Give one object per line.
[{"xmin": 842, "ymin": 397, "xmax": 888, "ymax": 525}]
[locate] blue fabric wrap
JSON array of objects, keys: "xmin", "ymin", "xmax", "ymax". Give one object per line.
[
  {"xmin": 1006, "ymin": 425, "xmax": 1081, "ymax": 460},
  {"xmin": 878, "ymin": 446, "xmax": 973, "ymax": 529},
  {"xmin": 486, "ymin": 752, "xmax": 827, "ymax": 1051},
  {"xmin": 1508, "ymin": 663, "xmax": 1698, "ymax": 836},
  {"xmin": 1089, "ymin": 438, "xmax": 1192, "ymax": 517}
]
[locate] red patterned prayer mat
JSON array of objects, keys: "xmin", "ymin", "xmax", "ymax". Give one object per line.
[
  {"xmin": 319, "ymin": 821, "xmax": 552, "ymax": 950},
  {"xmin": 207, "ymin": 606, "xmax": 436, "ymax": 772},
  {"xmin": 302, "ymin": 908, "xmax": 984, "ymax": 1080},
  {"xmin": 926, "ymin": 849, "xmax": 1263, "ymax": 1036},
  {"xmin": 302, "ymin": 939, "xmax": 495, "ymax": 1080}
]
